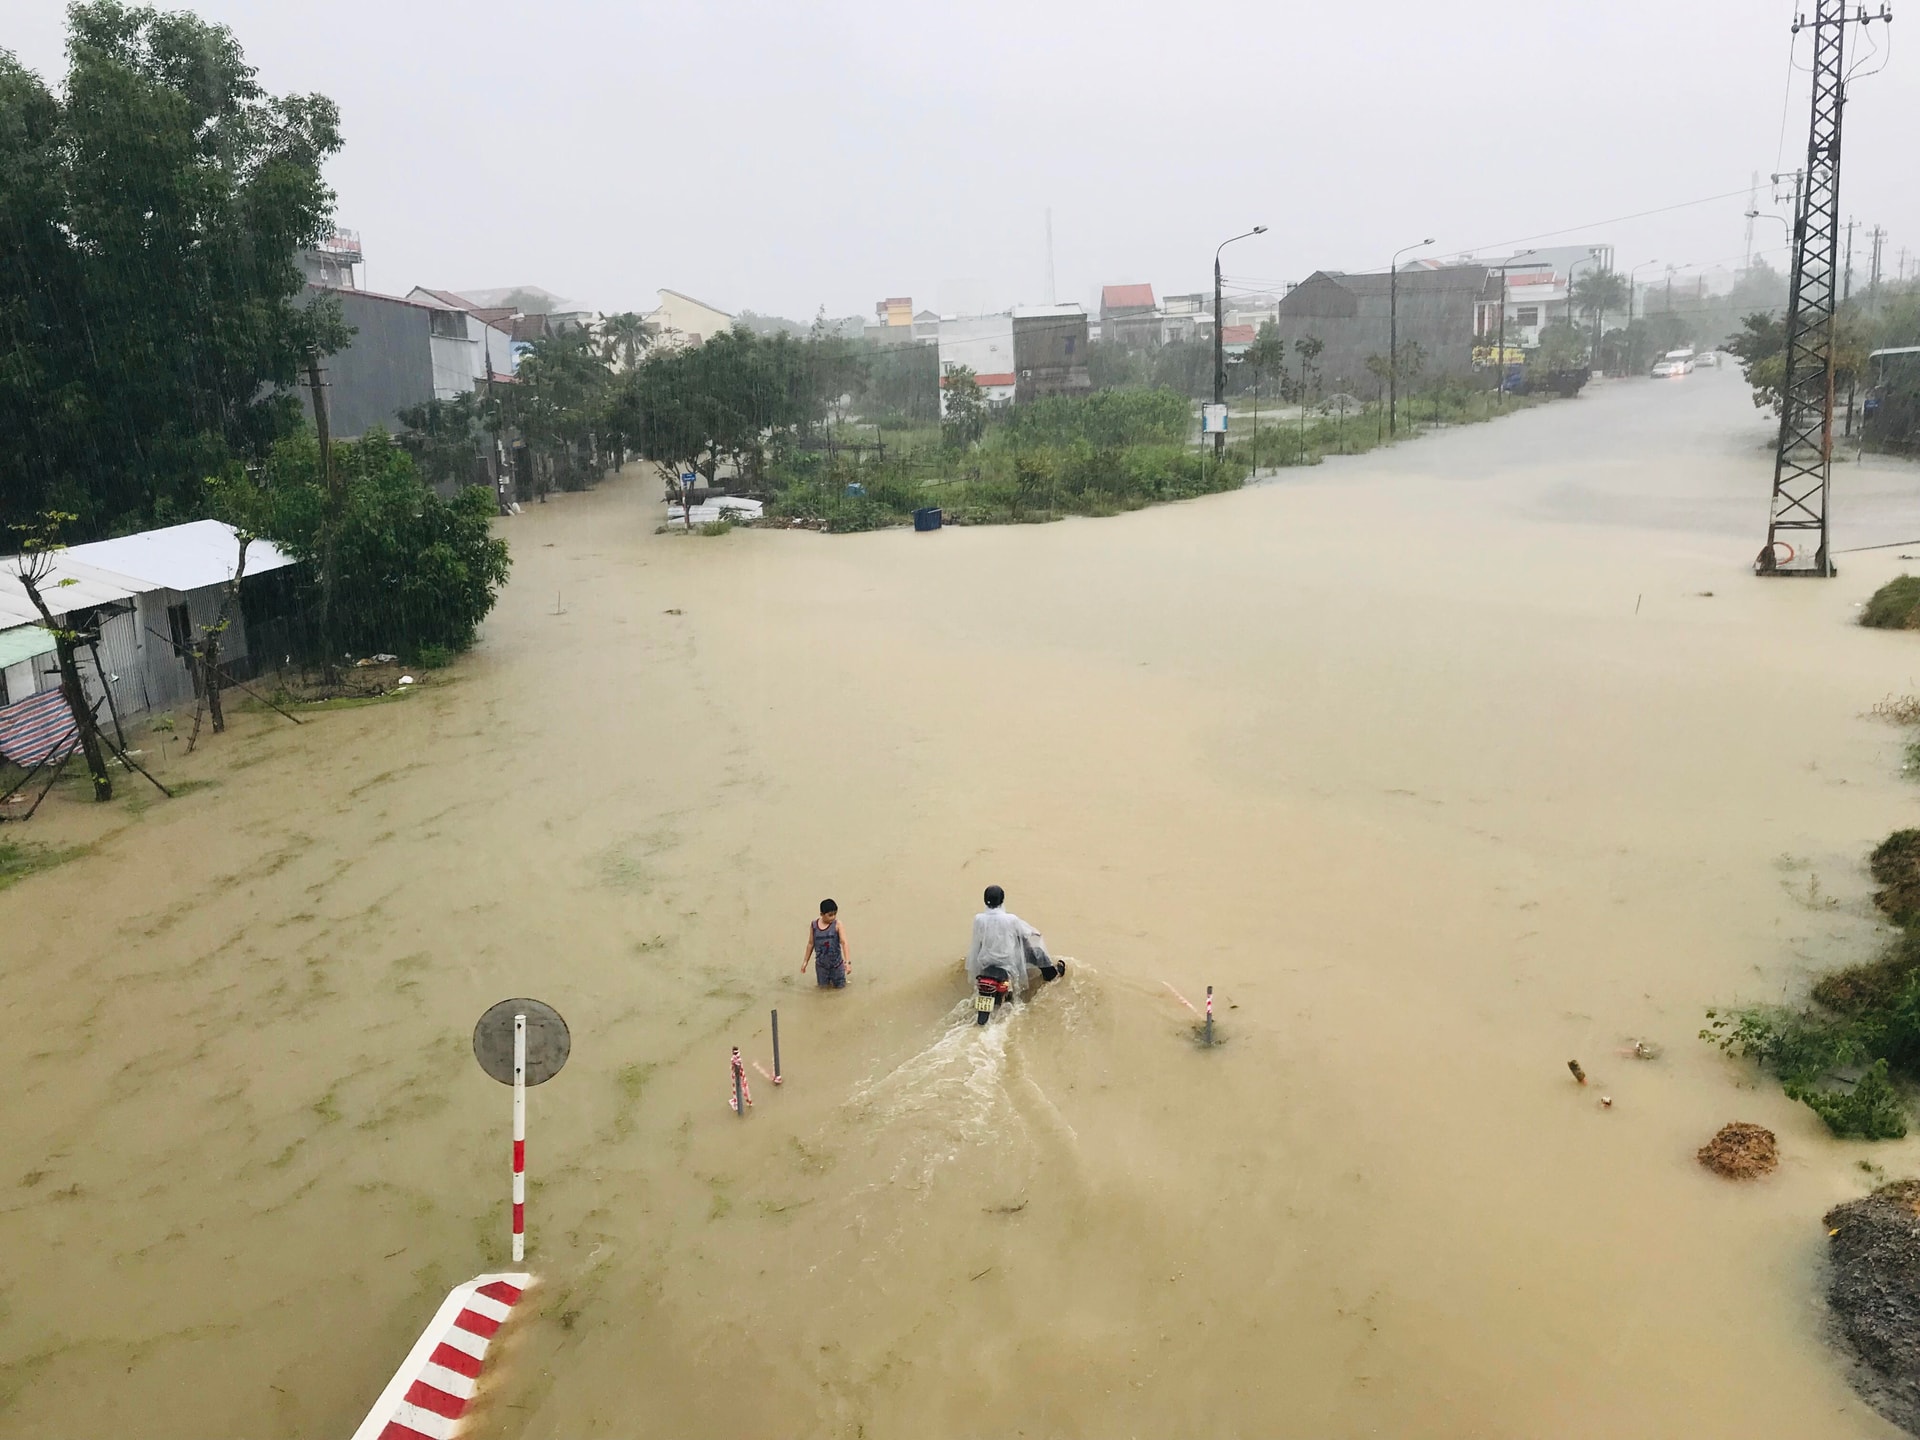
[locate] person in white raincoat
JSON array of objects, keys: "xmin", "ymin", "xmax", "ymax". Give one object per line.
[{"xmin": 965, "ymin": 885, "xmax": 1064, "ymax": 994}]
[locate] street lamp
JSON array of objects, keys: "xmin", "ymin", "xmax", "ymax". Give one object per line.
[
  {"xmin": 1214, "ymin": 226, "xmax": 1267, "ymax": 456},
  {"xmin": 1388, "ymin": 236, "xmax": 1434, "ymax": 437},
  {"xmin": 1627, "ymin": 259, "xmax": 1661, "ymax": 372}
]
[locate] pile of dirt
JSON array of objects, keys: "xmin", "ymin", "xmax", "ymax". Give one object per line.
[
  {"xmin": 1696, "ymin": 1122, "xmax": 1778, "ymax": 1179},
  {"xmin": 1825, "ymin": 1181, "xmax": 1920, "ymax": 1434}
]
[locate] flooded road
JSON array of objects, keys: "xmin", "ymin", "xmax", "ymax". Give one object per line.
[{"xmin": 8, "ymin": 368, "xmax": 1920, "ymax": 1437}]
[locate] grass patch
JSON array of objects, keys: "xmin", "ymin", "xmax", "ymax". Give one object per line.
[
  {"xmin": 0, "ymin": 839, "xmax": 86, "ymax": 891},
  {"xmin": 697, "ymin": 517, "xmax": 735, "ymax": 537},
  {"xmin": 1705, "ymin": 830, "xmax": 1920, "ymax": 1139},
  {"xmin": 1862, "ymin": 575, "xmax": 1920, "ymax": 630}
]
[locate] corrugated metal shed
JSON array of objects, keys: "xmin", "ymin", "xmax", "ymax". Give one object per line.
[
  {"xmin": 0, "ymin": 554, "xmax": 145, "ymax": 628},
  {"xmin": 60, "ymin": 520, "xmax": 295, "ymax": 594}
]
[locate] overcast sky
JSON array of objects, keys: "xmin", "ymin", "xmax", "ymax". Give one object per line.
[{"xmin": 9, "ymin": 0, "xmax": 1917, "ymax": 319}]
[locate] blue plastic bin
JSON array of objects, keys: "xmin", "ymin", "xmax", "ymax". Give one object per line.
[{"xmin": 912, "ymin": 507, "xmax": 943, "ymax": 532}]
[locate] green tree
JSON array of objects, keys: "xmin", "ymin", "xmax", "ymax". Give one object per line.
[
  {"xmin": 805, "ymin": 311, "xmax": 871, "ymax": 434},
  {"xmin": 1530, "ymin": 319, "xmax": 1588, "ymax": 373},
  {"xmin": 396, "ymin": 393, "xmax": 490, "ymax": 491},
  {"xmin": 941, "ymin": 366, "xmax": 988, "ymax": 448},
  {"xmin": 614, "ymin": 327, "xmax": 811, "ymax": 491},
  {"xmin": 1247, "ymin": 321, "xmax": 1288, "ymax": 386},
  {"xmin": 253, "ymin": 430, "xmax": 510, "ymax": 659},
  {"xmin": 510, "ymin": 328, "xmax": 615, "ymax": 492},
  {"xmin": 0, "ymin": 2, "xmax": 345, "ymax": 537},
  {"xmin": 1726, "ymin": 309, "xmax": 1872, "ymax": 417}
]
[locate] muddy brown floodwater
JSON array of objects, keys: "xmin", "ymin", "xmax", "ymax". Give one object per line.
[{"xmin": 8, "ymin": 369, "xmax": 1920, "ymax": 1438}]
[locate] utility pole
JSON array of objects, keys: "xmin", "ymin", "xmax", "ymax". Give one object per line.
[
  {"xmin": 1213, "ymin": 226, "xmax": 1267, "ymax": 457},
  {"xmin": 1868, "ymin": 225, "xmax": 1885, "ymax": 301},
  {"xmin": 1843, "ymin": 218, "xmax": 1856, "ymax": 301},
  {"xmin": 305, "ymin": 352, "xmax": 342, "ymax": 669},
  {"xmin": 1494, "ymin": 267, "xmax": 1509, "ymax": 404},
  {"xmin": 1388, "ymin": 237, "xmax": 1434, "ymax": 438},
  {"xmin": 1744, "ymin": 170, "xmax": 1759, "ymax": 272},
  {"xmin": 1758, "ymin": 0, "xmax": 1893, "ymax": 578}
]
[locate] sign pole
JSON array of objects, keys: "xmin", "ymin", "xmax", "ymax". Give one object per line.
[{"xmin": 512, "ymin": 1013, "xmax": 526, "ymax": 1262}]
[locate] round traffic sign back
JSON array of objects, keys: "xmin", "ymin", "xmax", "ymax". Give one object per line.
[{"xmin": 473, "ymin": 997, "xmax": 571, "ymax": 1086}]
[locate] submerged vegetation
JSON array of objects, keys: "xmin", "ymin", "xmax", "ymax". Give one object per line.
[
  {"xmin": 753, "ymin": 382, "xmax": 1553, "ymax": 533},
  {"xmin": 1703, "ymin": 829, "xmax": 1920, "ymax": 1140},
  {"xmin": 1862, "ymin": 576, "xmax": 1920, "ymax": 631},
  {"xmin": 0, "ymin": 839, "xmax": 85, "ymax": 891}
]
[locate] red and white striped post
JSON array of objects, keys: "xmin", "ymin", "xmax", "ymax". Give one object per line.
[
  {"xmin": 512, "ymin": 1012, "xmax": 526, "ymax": 1262},
  {"xmin": 1204, "ymin": 985, "xmax": 1214, "ymax": 1046}
]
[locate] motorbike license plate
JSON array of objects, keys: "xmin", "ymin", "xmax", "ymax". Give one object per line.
[{"xmin": 974, "ymin": 995, "xmax": 996, "ymax": 1013}]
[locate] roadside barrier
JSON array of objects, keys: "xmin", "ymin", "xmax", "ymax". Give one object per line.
[{"xmin": 349, "ymin": 1273, "xmax": 533, "ymax": 1440}]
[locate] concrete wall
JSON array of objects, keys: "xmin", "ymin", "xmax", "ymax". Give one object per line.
[
  {"xmin": 1012, "ymin": 310, "xmax": 1092, "ymax": 404},
  {"xmin": 1275, "ymin": 268, "xmax": 1493, "ymax": 396},
  {"xmin": 304, "ymin": 290, "xmax": 437, "ymax": 439}
]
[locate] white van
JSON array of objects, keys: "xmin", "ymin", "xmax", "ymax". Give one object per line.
[{"xmin": 1651, "ymin": 349, "xmax": 1696, "ymax": 378}]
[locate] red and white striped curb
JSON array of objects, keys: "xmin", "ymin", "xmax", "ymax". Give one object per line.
[{"xmin": 350, "ymin": 1272, "xmax": 533, "ymax": 1440}]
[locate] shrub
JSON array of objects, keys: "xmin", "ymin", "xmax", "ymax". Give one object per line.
[
  {"xmin": 1869, "ymin": 830, "xmax": 1920, "ymax": 925},
  {"xmin": 1005, "ymin": 389, "xmax": 1191, "ymax": 449},
  {"xmin": 1790, "ymin": 1060, "xmax": 1909, "ymax": 1140},
  {"xmin": 1862, "ymin": 576, "xmax": 1920, "ymax": 630},
  {"xmin": 414, "ymin": 643, "xmax": 454, "ymax": 670}
]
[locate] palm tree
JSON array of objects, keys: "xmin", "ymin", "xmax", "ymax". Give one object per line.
[
  {"xmin": 598, "ymin": 311, "xmax": 652, "ymax": 372},
  {"xmin": 1570, "ymin": 271, "xmax": 1629, "ymax": 372}
]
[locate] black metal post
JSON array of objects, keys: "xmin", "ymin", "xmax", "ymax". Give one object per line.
[{"xmin": 771, "ymin": 1009, "xmax": 781, "ymax": 1084}]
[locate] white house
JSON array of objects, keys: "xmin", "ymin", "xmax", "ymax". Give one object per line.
[
  {"xmin": 937, "ymin": 314, "xmax": 1018, "ymax": 412},
  {"xmin": 0, "ymin": 521, "xmax": 298, "ymax": 726},
  {"xmin": 646, "ymin": 289, "xmax": 734, "ymax": 348},
  {"xmin": 406, "ymin": 288, "xmax": 521, "ymax": 388},
  {"xmin": 1471, "ymin": 245, "xmax": 1616, "ymax": 349}
]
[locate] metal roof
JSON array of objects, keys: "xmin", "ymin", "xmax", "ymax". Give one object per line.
[
  {"xmin": 1870, "ymin": 346, "xmax": 1920, "ymax": 359},
  {"xmin": 0, "ymin": 624, "xmax": 57, "ymax": 670},
  {"xmin": 60, "ymin": 520, "xmax": 295, "ymax": 594},
  {"xmin": 0, "ymin": 554, "xmax": 146, "ymax": 628}
]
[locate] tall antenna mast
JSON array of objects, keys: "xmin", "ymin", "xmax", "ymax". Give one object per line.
[
  {"xmin": 1757, "ymin": 0, "xmax": 1893, "ymax": 578},
  {"xmin": 1045, "ymin": 208, "xmax": 1057, "ymax": 305}
]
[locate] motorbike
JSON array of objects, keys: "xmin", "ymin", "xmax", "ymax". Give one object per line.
[
  {"xmin": 974, "ymin": 964, "xmax": 1013, "ymax": 1024},
  {"xmin": 972, "ymin": 948, "xmax": 1068, "ymax": 1025}
]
